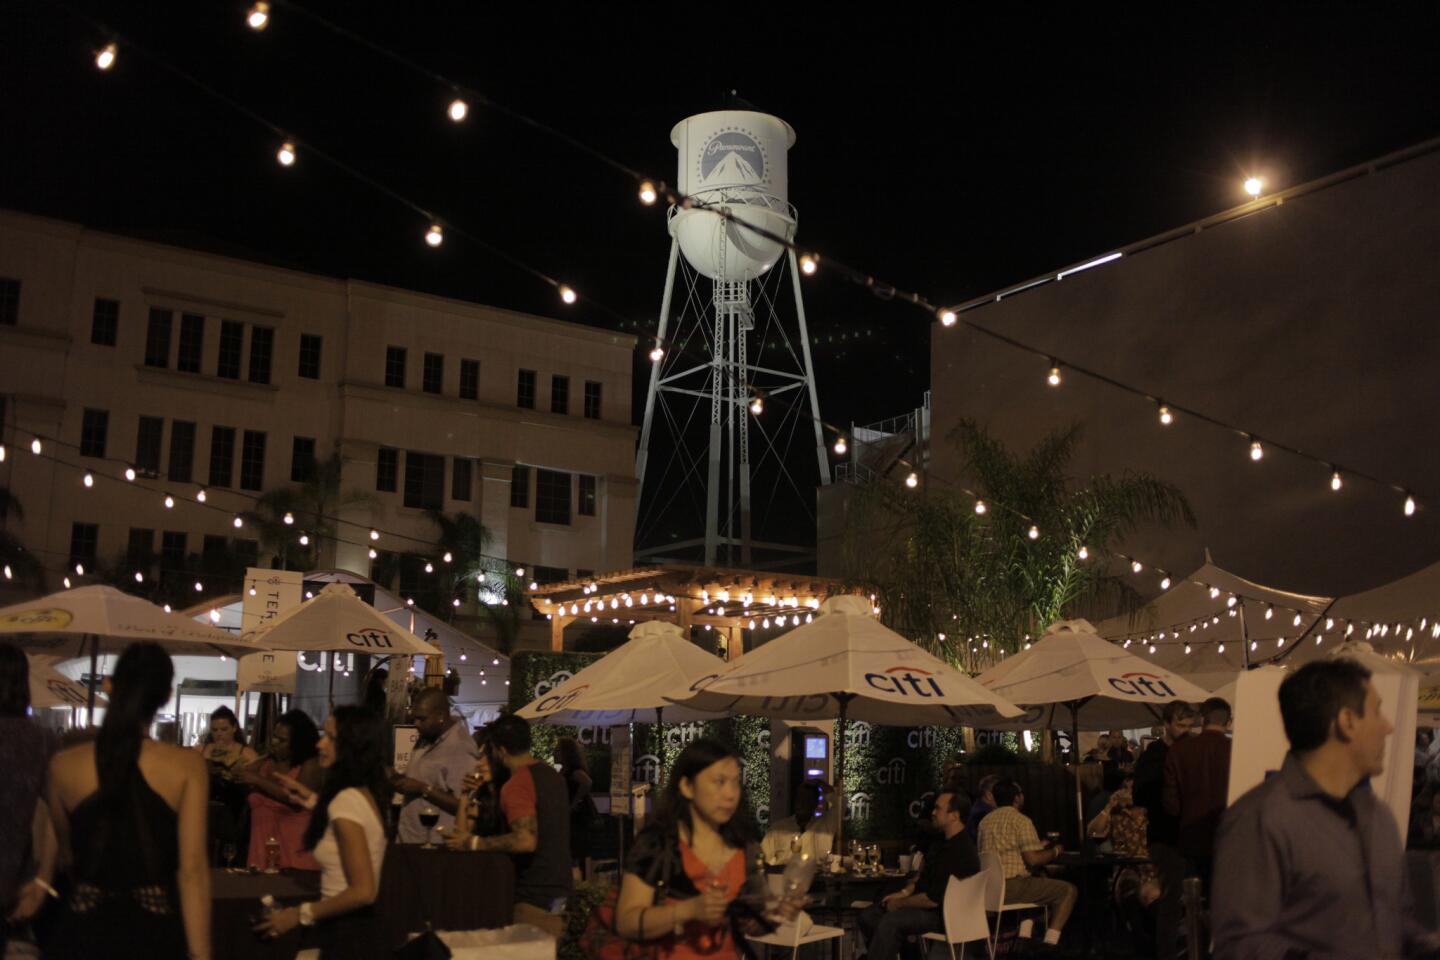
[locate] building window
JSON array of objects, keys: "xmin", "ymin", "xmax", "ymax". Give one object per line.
[
  {"xmin": 510, "ymin": 465, "xmax": 529, "ymax": 508},
  {"xmin": 202, "ymin": 534, "xmax": 228, "ymax": 560},
  {"xmin": 376, "ymin": 447, "xmax": 398, "ymax": 493},
  {"xmin": 422, "ymin": 353, "xmax": 443, "ymax": 394},
  {"xmin": 80, "ymin": 408, "xmax": 109, "ymax": 458},
  {"xmin": 91, "ymin": 298, "xmax": 119, "ymax": 346},
  {"xmin": 126, "ymin": 528, "xmax": 154, "ymax": 569},
  {"xmin": 249, "ymin": 326, "xmax": 274, "ymax": 385},
  {"xmin": 168, "ymin": 421, "xmax": 195, "ymax": 483},
  {"xmin": 291, "ymin": 436, "xmax": 316, "ymax": 482},
  {"xmin": 209, "ymin": 426, "xmax": 236, "ymax": 488},
  {"xmin": 144, "ymin": 308, "xmax": 172, "ymax": 368},
  {"xmin": 161, "ymin": 531, "xmax": 187, "ymax": 572},
  {"xmin": 584, "ymin": 380, "xmax": 602, "ymax": 420},
  {"xmin": 217, "ymin": 320, "xmax": 244, "ymax": 379},
  {"xmin": 403, "ymin": 451, "xmax": 445, "ymax": 510},
  {"xmin": 175, "ymin": 313, "xmax": 204, "ymax": 373},
  {"xmin": 135, "ymin": 416, "xmax": 164, "ymax": 478},
  {"xmin": 535, "ymin": 469, "xmax": 571, "ymax": 525},
  {"xmin": 516, "ymin": 369, "xmax": 536, "ymax": 409},
  {"xmin": 532, "ymin": 564, "xmax": 569, "ymax": 585},
  {"xmin": 579, "ymin": 474, "xmax": 597, "ymax": 516},
  {"xmin": 385, "ymin": 346, "xmax": 406, "ymax": 388},
  {"xmin": 298, "ymin": 333, "xmax": 322, "ymax": 379},
  {"xmin": 575, "ymin": 568, "xmax": 594, "ymax": 581},
  {"xmin": 459, "ymin": 358, "xmax": 479, "ymax": 400},
  {"xmin": 452, "ymin": 457, "xmax": 473, "ymax": 501},
  {"xmin": 0, "ymin": 278, "xmax": 18, "ymax": 326},
  {"xmin": 240, "ymin": 430, "xmax": 267, "ymax": 490},
  {"xmin": 551, "ymin": 375, "xmax": 569, "ymax": 414},
  {"xmin": 69, "ymin": 522, "xmax": 99, "ymax": 567}
]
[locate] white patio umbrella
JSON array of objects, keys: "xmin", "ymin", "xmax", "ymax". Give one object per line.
[
  {"xmin": 669, "ymin": 595, "xmax": 1025, "ymax": 851},
  {"xmin": 28, "ymin": 654, "xmax": 105, "ymax": 710},
  {"xmin": 0, "ymin": 585, "xmax": 259, "ymax": 720},
  {"xmin": 241, "ymin": 582, "xmax": 442, "ymax": 708},
  {"xmin": 976, "ymin": 619, "xmax": 1213, "ymax": 841},
  {"xmin": 516, "ymin": 621, "xmax": 728, "ymax": 725}
]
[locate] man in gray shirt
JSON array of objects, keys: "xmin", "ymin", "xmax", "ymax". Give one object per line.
[
  {"xmin": 392, "ymin": 686, "xmax": 477, "ymax": 843},
  {"xmin": 1213, "ymin": 658, "xmax": 1439, "ymax": 959}
]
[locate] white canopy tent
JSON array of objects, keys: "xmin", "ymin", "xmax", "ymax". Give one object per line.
[{"xmin": 517, "ymin": 621, "xmax": 728, "ymax": 725}]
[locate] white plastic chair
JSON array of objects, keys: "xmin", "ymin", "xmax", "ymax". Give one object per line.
[
  {"xmin": 920, "ymin": 872, "xmax": 994, "ymax": 960},
  {"xmin": 748, "ymin": 871, "xmax": 845, "ymax": 958},
  {"xmin": 979, "ymin": 850, "xmax": 1047, "ymax": 955}
]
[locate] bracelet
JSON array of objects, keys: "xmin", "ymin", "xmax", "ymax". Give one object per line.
[
  {"xmin": 33, "ymin": 877, "xmax": 59, "ymax": 898},
  {"xmin": 298, "ymin": 902, "xmax": 316, "ymax": 927}
]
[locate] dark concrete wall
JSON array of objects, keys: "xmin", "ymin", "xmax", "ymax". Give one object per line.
[{"xmin": 929, "ymin": 147, "xmax": 1440, "ymax": 597}]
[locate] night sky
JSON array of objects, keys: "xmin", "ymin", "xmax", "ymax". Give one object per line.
[{"xmin": 4, "ymin": 3, "xmax": 1438, "ymax": 553}]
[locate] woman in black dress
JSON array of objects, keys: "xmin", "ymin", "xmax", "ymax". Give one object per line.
[
  {"xmin": 555, "ymin": 736, "xmax": 594, "ymax": 879},
  {"xmin": 45, "ymin": 643, "xmax": 211, "ymax": 959}
]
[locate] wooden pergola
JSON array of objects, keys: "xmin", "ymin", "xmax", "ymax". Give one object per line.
[{"xmin": 528, "ymin": 564, "xmax": 864, "ymax": 658}]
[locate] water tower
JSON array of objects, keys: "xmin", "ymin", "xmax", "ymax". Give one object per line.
[{"xmin": 635, "ymin": 110, "xmax": 831, "ymax": 567}]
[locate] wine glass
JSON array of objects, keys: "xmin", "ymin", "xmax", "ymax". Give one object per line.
[
  {"xmin": 868, "ymin": 844, "xmax": 881, "ymax": 872},
  {"xmin": 419, "ymin": 806, "xmax": 440, "ymax": 849},
  {"xmin": 221, "ymin": 842, "xmax": 237, "ymax": 872}
]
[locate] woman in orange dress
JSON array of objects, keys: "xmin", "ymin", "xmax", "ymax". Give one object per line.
[
  {"xmin": 614, "ymin": 738, "xmax": 799, "ymax": 959},
  {"xmin": 239, "ymin": 710, "xmax": 322, "ymax": 871}
]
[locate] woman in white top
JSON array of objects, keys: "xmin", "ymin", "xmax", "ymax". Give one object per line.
[{"xmin": 256, "ymin": 705, "xmax": 388, "ymax": 957}]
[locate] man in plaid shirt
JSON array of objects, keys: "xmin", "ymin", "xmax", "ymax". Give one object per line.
[{"xmin": 976, "ymin": 780, "xmax": 1078, "ymax": 949}]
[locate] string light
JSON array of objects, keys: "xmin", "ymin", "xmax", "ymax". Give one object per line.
[
  {"xmin": 1158, "ymin": 404, "xmax": 1173, "ymax": 426},
  {"xmin": 30, "ymin": 438, "xmax": 42, "ymax": 455},
  {"xmin": 938, "ymin": 309, "xmax": 957, "ymax": 328},
  {"xmin": 1027, "ymin": 525, "xmax": 1039, "ymax": 540},
  {"xmin": 1292, "ymin": 611, "xmax": 1303, "ymax": 627},
  {"xmin": 905, "ymin": 472, "xmax": 919, "ymax": 489},
  {"xmin": 1250, "ymin": 440, "xmax": 1264, "ymax": 462},
  {"xmin": 1184, "ymin": 644, "xmax": 1191, "ymax": 655},
  {"xmin": 283, "ymin": 512, "xmax": 294, "ymax": 525},
  {"xmin": 276, "ymin": 141, "xmax": 297, "ymax": 167},
  {"xmin": 443, "ymin": 552, "xmax": 453, "ymax": 563},
  {"xmin": 196, "ymin": 489, "xmax": 207, "ymax": 502},
  {"xmin": 1148, "ymin": 644, "xmax": 1156, "ymax": 654},
  {"xmin": 425, "ymin": 223, "xmax": 444, "ymax": 247},
  {"xmin": 95, "ymin": 43, "xmax": 117, "ymax": 71},
  {"xmin": 649, "ymin": 344, "xmax": 664, "ymax": 362},
  {"xmin": 1209, "ymin": 586, "xmax": 1221, "ymax": 599},
  {"xmin": 515, "ymin": 567, "xmax": 525, "ymax": 577},
  {"xmin": 1331, "ymin": 471, "xmax": 1343, "ymax": 492},
  {"xmin": 1, "ymin": 565, "xmax": 9, "ymax": 580},
  {"xmin": 1251, "ymin": 640, "xmax": 1258, "ymax": 651},
  {"xmin": 124, "ymin": 467, "xmax": 136, "ymax": 482},
  {"xmin": 1047, "ymin": 364, "xmax": 1062, "ymax": 387},
  {"xmin": 368, "ymin": 548, "xmax": 378, "ymax": 559},
  {"xmin": 799, "ymin": 254, "xmax": 819, "ymax": 276},
  {"xmin": 558, "ymin": 285, "xmax": 577, "ymax": 305},
  {"xmin": 163, "ymin": 604, "xmax": 171, "ymax": 612},
  {"xmin": 74, "ymin": 563, "xmax": 85, "ymax": 576},
  {"xmin": 1131, "ymin": 560, "xmax": 1143, "ymax": 574},
  {"xmin": 1244, "ymin": 176, "xmax": 1264, "ymax": 197},
  {"xmin": 63, "ymin": 577, "xmax": 71, "ymax": 589},
  {"xmin": 246, "ymin": 2, "xmax": 270, "ymax": 30},
  {"xmin": 0, "ymin": 444, "xmax": 4, "ymax": 462},
  {"xmin": 637, "ymin": 180, "xmax": 657, "ymax": 205},
  {"xmin": 299, "ymin": 533, "xmax": 309, "ymax": 546},
  {"xmin": 83, "ymin": 473, "xmax": 94, "ymax": 488},
  {"xmin": 1265, "ymin": 605, "xmax": 1274, "ymax": 620},
  {"xmin": 833, "ymin": 436, "xmax": 848, "ymax": 455},
  {"xmin": 248, "ymin": 586, "xmax": 257, "ymax": 596},
  {"xmin": 424, "ymin": 562, "xmax": 434, "ymax": 573},
  {"xmin": 749, "ymin": 396, "xmax": 764, "ymax": 415},
  {"xmin": 447, "ymin": 98, "xmax": 468, "ymax": 122},
  {"xmin": 1325, "ymin": 618, "xmax": 1335, "ymax": 631},
  {"xmin": 974, "ymin": 500, "xmax": 987, "ymax": 515},
  {"xmin": 232, "ymin": 516, "xmax": 243, "ymax": 528},
  {"xmin": 1217, "ymin": 642, "xmax": 1225, "ymax": 654},
  {"xmin": 1159, "ymin": 576, "xmax": 1171, "ymax": 590},
  {"xmin": 163, "ymin": 495, "xmax": 174, "ymax": 509},
  {"xmin": 1077, "ymin": 545, "xmax": 1089, "ymax": 560},
  {"xmin": 369, "ymin": 529, "xmax": 380, "ymax": 541},
  {"xmin": 210, "ymin": 609, "xmax": 221, "ymax": 622},
  {"xmin": 194, "ymin": 581, "xmax": 203, "ymax": 591},
  {"xmin": 1226, "ymin": 595, "xmax": 1238, "ymax": 608},
  {"xmin": 1404, "ymin": 494, "xmax": 1417, "ymax": 517}
]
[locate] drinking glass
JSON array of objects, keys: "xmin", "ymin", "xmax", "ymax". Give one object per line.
[
  {"xmin": 419, "ymin": 806, "xmax": 440, "ymax": 849},
  {"xmin": 221, "ymin": 842, "xmax": 237, "ymax": 872}
]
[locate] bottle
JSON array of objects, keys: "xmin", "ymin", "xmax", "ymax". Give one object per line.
[{"xmin": 264, "ymin": 835, "xmax": 281, "ymax": 874}]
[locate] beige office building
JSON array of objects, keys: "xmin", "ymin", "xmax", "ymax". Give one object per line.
[{"xmin": 0, "ymin": 209, "xmax": 638, "ymax": 609}]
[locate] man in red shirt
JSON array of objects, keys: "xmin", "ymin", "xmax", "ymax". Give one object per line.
[{"xmin": 1162, "ymin": 696, "xmax": 1232, "ymax": 893}]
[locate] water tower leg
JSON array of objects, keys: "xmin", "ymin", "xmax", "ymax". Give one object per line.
[
  {"xmin": 787, "ymin": 248, "xmax": 832, "ymax": 487},
  {"xmin": 738, "ymin": 309, "xmax": 753, "ymax": 565},
  {"xmin": 635, "ymin": 239, "xmax": 680, "ymax": 502},
  {"xmin": 704, "ymin": 305, "xmax": 726, "ymax": 567}
]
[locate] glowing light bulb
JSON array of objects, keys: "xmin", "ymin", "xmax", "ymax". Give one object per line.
[
  {"xmin": 248, "ymin": 586, "xmax": 257, "ymax": 596},
  {"xmin": 1404, "ymin": 494, "xmax": 1417, "ymax": 517},
  {"xmin": 938, "ymin": 309, "xmax": 957, "ymax": 328},
  {"xmin": 834, "ymin": 436, "xmax": 847, "ymax": 455},
  {"xmin": 763, "ymin": 618, "xmax": 771, "ymax": 629},
  {"xmin": 424, "ymin": 562, "xmax": 434, "ymax": 574},
  {"xmin": 30, "ymin": 438, "xmax": 42, "ymax": 455},
  {"xmin": 1148, "ymin": 644, "xmax": 1156, "ymax": 654},
  {"xmin": 276, "ymin": 141, "xmax": 296, "ymax": 167},
  {"xmin": 133, "ymin": 571, "xmax": 143, "ymax": 583},
  {"xmin": 1251, "ymin": 640, "xmax": 1258, "ymax": 651},
  {"xmin": 63, "ymin": 577, "xmax": 71, "ymax": 589},
  {"xmin": 750, "ymin": 396, "xmax": 764, "ymax": 415},
  {"xmin": 1, "ymin": 565, "xmax": 8, "ymax": 580},
  {"xmin": 299, "ymin": 534, "xmax": 309, "ymax": 546},
  {"xmin": 83, "ymin": 473, "xmax": 94, "ymax": 488},
  {"xmin": 638, "ymin": 180, "xmax": 657, "ymax": 205},
  {"xmin": 974, "ymin": 500, "xmax": 986, "ymax": 515},
  {"xmin": 196, "ymin": 489, "xmax": 207, "ymax": 502},
  {"xmin": 1160, "ymin": 576, "xmax": 1171, "ymax": 590},
  {"xmin": 163, "ymin": 604, "xmax": 171, "ymax": 612},
  {"xmin": 1077, "ymin": 545, "xmax": 1089, "ymax": 560},
  {"xmin": 1331, "ymin": 471, "xmax": 1342, "ymax": 492},
  {"xmin": 443, "ymin": 552, "xmax": 453, "ymax": 563},
  {"xmin": 95, "ymin": 43, "xmax": 117, "ymax": 71},
  {"xmin": 453, "ymin": 598, "xmax": 461, "ymax": 607},
  {"xmin": 1293, "ymin": 612, "xmax": 1302, "ymax": 627},
  {"xmin": 194, "ymin": 581, "xmax": 203, "ymax": 591},
  {"xmin": 1184, "ymin": 644, "xmax": 1191, "ymax": 655},
  {"xmin": 1209, "ymin": 586, "xmax": 1220, "ymax": 599},
  {"xmin": 799, "ymin": 254, "xmax": 819, "ymax": 275},
  {"xmin": 425, "ymin": 224, "xmax": 444, "ymax": 247},
  {"xmin": 558, "ymin": 285, "xmax": 577, "ymax": 305},
  {"xmin": 1265, "ymin": 605, "xmax": 1274, "ymax": 620},
  {"xmin": 1047, "ymin": 365, "xmax": 1062, "ymax": 387},
  {"xmin": 447, "ymin": 98, "xmax": 469, "ymax": 122},
  {"xmin": 1217, "ymin": 642, "xmax": 1225, "ymax": 653},
  {"xmin": 1158, "ymin": 404, "xmax": 1173, "ymax": 426},
  {"xmin": 1226, "ymin": 595, "xmax": 1238, "ymax": 608},
  {"xmin": 246, "ymin": 2, "xmax": 269, "ymax": 29},
  {"xmin": 232, "ymin": 516, "xmax": 243, "ymax": 528},
  {"xmin": 0, "ymin": 444, "xmax": 4, "ymax": 461},
  {"xmin": 1027, "ymin": 525, "xmax": 1039, "ymax": 540},
  {"xmin": 367, "ymin": 548, "xmax": 377, "ymax": 559},
  {"xmin": 280, "ymin": 512, "xmax": 293, "ymax": 525},
  {"xmin": 515, "ymin": 567, "xmax": 525, "ymax": 577},
  {"xmin": 74, "ymin": 563, "xmax": 85, "ymax": 575},
  {"xmin": 369, "ymin": 529, "xmax": 379, "ymax": 541},
  {"xmin": 905, "ymin": 472, "xmax": 919, "ymax": 488},
  {"xmin": 1131, "ymin": 560, "xmax": 1143, "ymax": 574},
  {"xmin": 1250, "ymin": 440, "xmax": 1263, "ymax": 461},
  {"xmin": 210, "ymin": 608, "xmax": 221, "ymax": 623},
  {"xmin": 1244, "ymin": 176, "xmax": 1263, "ymax": 197},
  {"xmin": 124, "ymin": 467, "xmax": 136, "ymax": 482}
]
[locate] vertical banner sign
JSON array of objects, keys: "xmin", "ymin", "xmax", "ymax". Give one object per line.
[
  {"xmin": 237, "ymin": 568, "xmax": 304, "ymax": 693},
  {"xmin": 393, "ymin": 724, "xmax": 420, "ymax": 773},
  {"xmin": 610, "ymin": 725, "xmax": 632, "ymax": 815}
]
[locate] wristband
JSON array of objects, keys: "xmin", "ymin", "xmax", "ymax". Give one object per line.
[{"xmin": 33, "ymin": 877, "xmax": 59, "ymax": 899}]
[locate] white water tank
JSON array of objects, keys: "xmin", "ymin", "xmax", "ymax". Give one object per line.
[{"xmin": 669, "ymin": 110, "xmax": 796, "ymax": 282}]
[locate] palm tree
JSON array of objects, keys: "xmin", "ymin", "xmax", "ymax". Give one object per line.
[
  {"xmin": 242, "ymin": 454, "xmax": 374, "ymax": 571},
  {"xmin": 844, "ymin": 420, "xmax": 1195, "ymax": 670},
  {"xmin": 0, "ymin": 487, "xmax": 44, "ymax": 588},
  {"xmin": 424, "ymin": 510, "xmax": 524, "ymax": 651}
]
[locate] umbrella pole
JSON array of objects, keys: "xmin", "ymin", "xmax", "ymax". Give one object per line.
[
  {"xmin": 655, "ymin": 706, "xmax": 664, "ymax": 785},
  {"xmin": 327, "ymin": 652, "xmax": 335, "ymax": 712},
  {"xmin": 1071, "ymin": 700, "xmax": 1084, "ymax": 850},
  {"xmin": 86, "ymin": 634, "xmax": 99, "ymax": 726},
  {"xmin": 835, "ymin": 694, "xmax": 850, "ymax": 858}
]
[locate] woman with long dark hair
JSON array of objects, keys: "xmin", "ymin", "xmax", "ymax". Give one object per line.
[
  {"xmin": 239, "ymin": 709, "xmax": 322, "ymax": 870},
  {"xmin": 614, "ymin": 737, "xmax": 795, "ymax": 959},
  {"xmin": 198, "ymin": 705, "xmax": 256, "ymax": 858},
  {"xmin": 554, "ymin": 735, "xmax": 595, "ymax": 878},
  {"xmin": 1, "ymin": 644, "xmax": 59, "ymax": 954},
  {"xmin": 256, "ymin": 705, "xmax": 388, "ymax": 958},
  {"xmin": 45, "ymin": 642, "xmax": 211, "ymax": 960}
]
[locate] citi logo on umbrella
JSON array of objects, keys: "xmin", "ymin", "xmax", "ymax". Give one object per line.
[
  {"xmin": 1107, "ymin": 672, "xmax": 1179, "ymax": 697},
  {"xmin": 536, "ymin": 683, "xmax": 589, "ymax": 714},
  {"xmin": 865, "ymin": 666, "xmax": 944, "ymax": 697}
]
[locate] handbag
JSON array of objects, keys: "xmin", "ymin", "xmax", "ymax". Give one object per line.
[{"xmin": 577, "ymin": 838, "xmax": 678, "ymax": 960}]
